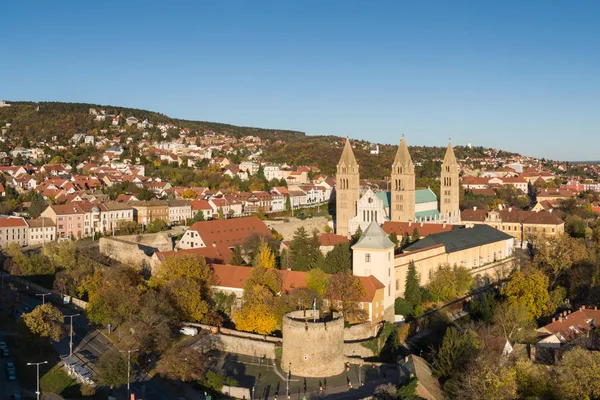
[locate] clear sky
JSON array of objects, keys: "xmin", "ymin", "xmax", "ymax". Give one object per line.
[{"xmin": 2, "ymin": 1, "xmax": 599, "ymax": 160}]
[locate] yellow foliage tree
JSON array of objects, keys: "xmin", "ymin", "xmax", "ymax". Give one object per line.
[{"xmin": 253, "ymin": 237, "xmax": 276, "ymax": 269}]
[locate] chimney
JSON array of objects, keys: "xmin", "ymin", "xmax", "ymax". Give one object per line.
[
  {"xmin": 552, "ymin": 317, "xmax": 556, "ymax": 322},
  {"xmin": 212, "ymin": 242, "xmax": 216, "ymax": 248},
  {"xmin": 498, "ymin": 204, "xmax": 503, "ymax": 211},
  {"xmin": 420, "ymin": 222, "xmax": 424, "ymax": 228},
  {"xmin": 473, "ymin": 206, "xmax": 477, "ymax": 211},
  {"xmin": 549, "ymin": 209, "xmax": 553, "ymax": 213},
  {"xmin": 559, "ymin": 316, "xmax": 563, "ymax": 323},
  {"xmin": 508, "ymin": 207, "xmax": 513, "ymax": 212},
  {"xmin": 443, "ymin": 223, "xmax": 447, "ymax": 228},
  {"xmin": 408, "ymin": 221, "xmax": 412, "ymax": 227}
]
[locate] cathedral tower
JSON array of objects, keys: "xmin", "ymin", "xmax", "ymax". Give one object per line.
[
  {"xmin": 440, "ymin": 140, "xmax": 460, "ymax": 222},
  {"xmin": 391, "ymin": 134, "xmax": 416, "ymax": 222},
  {"xmin": 335, "ymin": 138, "xmax": 360, "ymax": 237}
]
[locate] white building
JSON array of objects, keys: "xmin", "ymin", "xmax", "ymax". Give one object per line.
[
  {"xmin": 27, "ymin": 218, "xmax": 56, "ymax": 245},
  {"xmin": 264, "ymin": 165, "xmax": 283, "ymax": 181},
  {"xmin": 0, "ymin": 216, "xmax": 28, "ymax": 247}
]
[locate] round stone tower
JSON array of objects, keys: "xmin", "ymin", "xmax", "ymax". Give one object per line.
[{"xmin": 281, "ymin": 310, "xmax": 345, "ymax": 377}]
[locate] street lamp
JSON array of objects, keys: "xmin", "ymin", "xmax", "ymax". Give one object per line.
[
  {"xmin": 64, "ymin": 313, "xmax": 80, "ymax": 357},
  {"xmin": 27, "ymin": 361, "xmax": 48, "ymax": 400},
  {"xmin": 35, "ymin": 292, "xmax": 52, "ymax": 305},
  {"xmin": 287, "ymin": 362, "xmax": 291, "ymax": 400},
  {"xmin": 120, "ymin": 348, "xmax": 139, "ymax": 399}
]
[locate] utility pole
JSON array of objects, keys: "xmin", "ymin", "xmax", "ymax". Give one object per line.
[
  {"xmin": 36, "ymin": 292, "xmax": 51, "ymax": 305},
  {"xmin": 120, "ymin": 348, "xmax": 139, "ymax": 399},
  {"xmin": 64, "ymin": 313, "xmax": 80, "ymax": 357},
  {"xmin": 287, "ymin": 363, "xmax": 291, "ymax": 400},
  {"xmin": 27, "ymin": 361, "xmax": 48, "ymax": 400}
]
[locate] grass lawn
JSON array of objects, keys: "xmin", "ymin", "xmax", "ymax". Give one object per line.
[{"xmin": 40, "ymin": 366, "xmax": 78, "ymax": 394}]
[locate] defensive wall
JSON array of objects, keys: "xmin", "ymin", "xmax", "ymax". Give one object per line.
[
  {"xmin": 281, "ymin": 310, "xmax": 345, "ymax": 377},
  {"xmin": 265, "ymin": 216, "xmax": 329, "ymax": 240},
  {"xmin": 98, "ymin": 232, "xmax": 173, "ymax": 272}
]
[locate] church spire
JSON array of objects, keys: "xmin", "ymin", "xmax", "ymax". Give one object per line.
[
  {"xmin": 338, "ymin": 137, "xmax": 358, "ymax": 168},
  {"xmin": 443, "ymin": 139, "xmax": 457, "ymax": 166},
  {"xmin": 394, "ymin": 133, "xmax": 413, "ymax": 167}
]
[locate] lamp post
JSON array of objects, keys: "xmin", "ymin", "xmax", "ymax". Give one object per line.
[
  {"xmin": 120, "ymin": 348, "xmax": 139, "ymax": 399},
  {"xmin": 287, "ymin": 362, "xmax": 291, "ymax": 400},
  {"xmin": 27, "ymin": 361, "xmax": 48, "ymax": 400},
  {"xmin": 64, "ymin": 313, "xmax": 80, "ymax": 357},
  {"xmin": 35, "ymin": 292, "xmax": 51, "ymax": 305}
]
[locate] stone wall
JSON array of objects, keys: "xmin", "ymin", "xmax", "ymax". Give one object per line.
[
  {"xmin": 281, "ymin": 310, "xmax": 345, "ymax": 377},
  {"xmin": 191, "ymin": 330, "xmax": 277, "ymax": 359},
  {"xmin": 343, "ymin": 322, "xmax": 381, "ymax": 342},
  {"xmin": 343, "ymin": 341, "xmax": 375, "ymax": 358},
  {"xmin": 265, "ymin": 216, "xmax": 329, "ymax": 240},
  {"xmin": 99, "ymin": 237, "xmax": 162, "ymax": 272}
]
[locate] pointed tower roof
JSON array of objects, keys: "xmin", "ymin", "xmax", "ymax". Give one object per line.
[
  {"xmin": 443, "ymin": 140, "xmax": 457, "ymax": 165},
  {"xmin": 338, "ymin": 137, "xmax": 358, "ymax": 167},
  {"xmin": 393, "ymin": 133, "xmax": 413, "ymax": 166},
  {"xmin": 352, "ymin": 221, "xmax": 395, "ymax": 250}
]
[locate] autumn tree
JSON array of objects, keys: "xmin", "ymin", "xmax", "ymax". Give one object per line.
[
  {"xmin": 492, "ymin": 301, "xmax": 536, "ymax": 342},
  {"xmin": 158, "ymin": 345, "xmax": 207, "ymax": 382},
  {"xmin": 515, "ymin": 359, "xmax": 552, "ymax": 399},
  {"xmin": 306, "ymin": 268, "xmax": 329, "ymax": 296},
  {"xmin": 323, "ymin": 242, "xmax": 351, "ymax": 274},
  {"xmin": 21, "ymin": 303, "xmax": 67, "ymax": 342},
  {"xmin": 326, "ymin": 272, "xmax": 367, "ymax": 323},
  {"xmin": 95, "ymin": 351, "xmax": 129, "ymax": 389},
  {"xmin": 86, "ymin": 267, "xmax": 142, "ymax": 326},
  {"xmin": 529, "ymin": 232, "xmax": 587, "ymax": 288},
  {"xmin": 553, "ymin": 347, "xmax": 600, "ymax": 400},
  {"xmin": 153, "ymin": 254, "xmax": 215, "ymax": 322},
  {"xmin": 455, "ymin": 356, "xmax": 517, "ymax": 400},
  {"xmin": 427, "ymin": 264, "xmax": 473, "ymax": 302},
  {"xmin": 130, "ymin": 290, "xmax": 177, "ymax": 353},
  {"xmin": 501, "ymin": 268, "xmax": 550, "ymax": 319},
  {"xmin": 253, "ymin": 237, "xmax": 276, "ymax": 269}
]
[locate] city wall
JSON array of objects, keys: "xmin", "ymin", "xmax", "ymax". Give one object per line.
[
  {"xmin": 265, "ymin": 216, "xmax": 329, "ymax": 240},
  {"xmin": 99, "ymin": 237, "xmax": 163, "ymax": 272}
]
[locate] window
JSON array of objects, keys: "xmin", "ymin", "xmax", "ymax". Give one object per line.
[
  {"xmin": 396, "ymin": 279, "xmax": 399, "ymax": 290},
  {"xmin": 388, "ymin": 268, "xmax": 391, "ymax": 277},
  {"xmin": 365, "ymin": 253, "xmax": 371, "ymax": 262}
]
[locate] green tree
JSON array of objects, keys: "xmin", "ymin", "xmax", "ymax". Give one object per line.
[
  {"xmin": 529, "ymin": 232, "xmax": 587, "ymax": 288},
  {"xmin": 95, "ymin": 351, "xmax": 129, "ymax": 389},
  {"xmin": 350, "ymin": 226, "xmax": 363, "ymax": 245},
  {"xmin": 290, "ymin": 227, "xmax": 311, "ymax": 271},
  {"xmin": 492, "ymin": 301, "xmax": 536, "ymax": 342},
  {"xmin": 158, "ymin": 345, "xmax": 207, "ymax": 382},
  {"xmin": 22, "ymin": 303, "xmax": 67, "ymax": 342},
  {"xmin": 146, "ymin": 219, "xmax": 168, "ymax": 233},
  {"xmin": 404, "ymin": 261, "xmax": 422, "ymax": 309},
  {"xmin": 427, "ymin": 265, "xmax": 473, "ymax": 302},
  {"xmin": 323, "ymin": 242, "xmax": 351, "ymax": 273},
  {"xmin": 433, "ymin": 327, "xmax": 479, "ymax": 379},
  {"xmin": 411, "ymin": 228, "xmax": 420, "ymax": 242},
  {"xmin": 231, "ymin": 245, "xmax": 245, "ymax": 265},
  {"xmin": 515, "ymin": 359, "xmax": 552, "ymax": 399}
]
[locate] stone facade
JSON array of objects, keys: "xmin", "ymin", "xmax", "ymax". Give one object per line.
[
  {"xmin": 335, "ymin": 139, "xmax": 360, "ymax": 237},
  {"xmin": 281, "ymin": 310, "xmax": 345, "ymax": 377}
]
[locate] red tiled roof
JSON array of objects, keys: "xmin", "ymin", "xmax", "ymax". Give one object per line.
[
  {"xmin": 154, "ymin": 246, "xmax": 233, "ymax": 265},
  {"xmin": 538, "ymin": 307, "xmax": 600, "ymax": 342},
  {"xmin": 190, "ymin": 199, "xmax": 212, "ymax": 211},
  {"xmin": 188, "ymin": 217, "xmax": 272, "ymax": 248},
  {"xmin": 318, "ymin": 233, "xmax": 349, "ymax": 247},
  {"xmin": 0, "ymin": 217, "xmax": 27, "ymax": 228}
]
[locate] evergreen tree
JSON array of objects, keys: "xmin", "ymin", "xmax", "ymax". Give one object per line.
[
  {"xmin": 309, "ymin": 232, "xmax": 325, "ymax": 269},
  {"xmin": 401, "ymin": 233, "xmax": 410, "ymax": 249},
  {"xmin": 411, "ymin": 228, "xmax": 420, "ymax": 243},
  {"xmin": 323, "ymin": 243, "xmax": 352, "ymax": 274},
  {"xmin": 404, "ymin": 261, "xmax": 422, "ymax": 309},
  {"xmin": 350, "ymin": 226, "xmax": 363, "ymax": 246},
  {"xmin": 290, "ymin": 227, "xmax": 311, "ymax": 271},
  {"xmin": 231, "ymin": 245, "xmax": 245, "ymax": 265},
  {"xmin": 388, "ymin": 232, "xmax": 399, "ymax": 248}
]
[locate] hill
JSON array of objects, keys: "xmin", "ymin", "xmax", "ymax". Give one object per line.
[{"xmin": 0, "ymin": 101, "xmax": 518, "ymax": 180}]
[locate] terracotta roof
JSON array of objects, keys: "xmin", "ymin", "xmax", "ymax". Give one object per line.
[
  {"xmin": 187, "ymin": 217, "xmax": 272, "ymax": 248},
  {"xmin": 318, "ymin": 233, "xmax": 349, "ymax": 247},
  {"xmin": 382, "ymin": 221, "xmax": 455, "ymax": 237},
  {"xmin": 537, "ymin": 306, "xmax": 600, "ymax": 343},
  {"xmin": 0, "ymin": 216, "xmax": 28, "ymax": 228},
  {"xmin": 190, "ymin": 199, "xmax": 212, "ymax": 211},
  {"xmin": 211, "ymin": 264, "xmax": 383, "ymax": 303},
  {"xmin": 27, "ymin": 217, "xmax": 55, "ymax": 228},
  {"xmin": 47, "ymin": 203, "xmax": 86, "ymax": 215},
  {"xmin": 154, "ymin": 246, "xmax": 233, "ymax": 264}
]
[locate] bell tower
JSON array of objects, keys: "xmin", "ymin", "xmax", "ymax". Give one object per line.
[
  {"xmin": 335, "ymin": 138, "xmax": 360, "ymax": 237},
  {"xmin": 391, "ymin": 133, "xmax": 415, "ymax": 222},
  {"xmin": 440, "ymin": 140, "xmax": 460, "ymax": 222}
]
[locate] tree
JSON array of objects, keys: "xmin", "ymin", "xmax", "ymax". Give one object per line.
[
  {"xmin": 158, "ymin": 346, "xmax": 207, "ymax": 382},
  {"xmin": 411, "ymin": 228, "xmax": 420, "ymax": 243},
  {"xmin": 373, "ymin": 383, "xmax": 399, "ymax": 400},
  {"xmin": 388, "ymin": 232, "xmax": 399, "ymax": 248},
  {"xmin": 326, "ymin": 272, "xmax": 367, "ymax": 323},
  {"xmin": 350, "ymin": 226, "xmax": 363, "ymax": 245},
  {"xmin": 231, "ymin": 245, "xmax": 245, "ymax": 265},
  {"xmin": 455, "ymin": 357, "xmax": 517, "ymax": 400},
  {"xmin": 501, "ymin": 268, "xmax": 550, "ymax": 319},
  {"xmin": 306, "ymin": 268, "xmax": 328, "ymax": 296},
  {"xmin": 529, "ymin": 233, "xmax": 587, "ymax": 288},
  {"xmin": 22, "ymin": 303, "xmax": 66, "ymax": 341},
  {"xmin": 323, "ymin": 242, "xmax": 351, "ymax": 273},
  {"xmin": 515, "ymin": 359, "xmax": 551, "ymax": 399},
  {"xmin": 253, "ymin": 237, "xmax": 276, "ymax": 269},
  {"xmin": 553, "ymin": 347, "xmax": 600, "ymax": 400},
  {"xmin": 290, "ymin": 227, "xmax": 311, "ymax": 271},
  {"xmin": 95, "ymin": 351, "xmax": 129, "ymax": 389},
  {"xmin": 217, "ymin": 207, "xmax": 224, "ymax": 219},
  {"xmin": 146, "ymin": 219, "xmax": 168, "ymax": 233},
  {"xmin": 181, "ymin": 188, "xmax": 196, "ymax": 199},
  {"xmin": 427, "ymin": 265, "xmax": 473, "ymax": 302},
  {"xmin": 233, "ymin": 285, "xmax": 280, "ymax": 334},
  {"xmin": 130, "ymin": 290, "xmax": 176, "ymax": 353},
  {"xmin": 404, "ymin": 261, "xmax": 422, "ymax": 309},
  {"xmin": 28, "ymin": 192, "xmax": 48, "ymax": 218},
  {"xmin": 432, "ymin": 327, "xmax": 479, "ymax": 379},
  {"xmin": 492, "ymin": 301, "xmax": 536, "ymax": 342}
]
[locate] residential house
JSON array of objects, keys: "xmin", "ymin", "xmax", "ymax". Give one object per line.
[
  {"xmin": 167, "ymin": 199, "xmax": 192, "ymax": 225},
  {"xmin": 129, "ymin": 200, "xmax": 170, "ymax": 225},
  {"xmin": 27, "ymin": 217, "xmax": 56, "ymax": 245},
  {"xmin": 0, "ymin": 216, "xmax": 29, "ymax": 247}
]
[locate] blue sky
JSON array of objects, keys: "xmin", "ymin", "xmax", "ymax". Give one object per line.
[{"xmin": 2, "ymin": 1, "xmax": 599, "ymax": 160}]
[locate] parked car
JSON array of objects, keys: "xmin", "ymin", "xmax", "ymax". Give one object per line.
[
  {"xmin": 6, "ymin": 362, "xmax": 15, "ymax": 373},
  {"xmin": 179, "ymin": 326, "xmax": 198, "ymax": 336},
  {"xmin": 10, "ymin": 395, "xmax": 22, "ymax": 400},
  {"xmin": 0, "ymin": 340, "xmax": 7, "ymax": 349},
  {"xmin": 7, "ymin": 369, "xmax": 16, "ymax": 381},
  {"xmin": 1, "ymin": 348, "xmax": 10, "ymax": 357}
]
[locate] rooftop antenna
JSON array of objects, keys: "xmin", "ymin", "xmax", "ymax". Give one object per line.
[{"xmin": 401, "ymin": 128, "xmax": 405, "ymax": 139}]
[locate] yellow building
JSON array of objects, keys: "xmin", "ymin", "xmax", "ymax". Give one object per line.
[
  {"xmin": 129, "ymin": 200, "xmax": 170, "ymax": 225},
  {"xmin": 394, "ymin": 225, "xmax": 515, "ymax": 297}
]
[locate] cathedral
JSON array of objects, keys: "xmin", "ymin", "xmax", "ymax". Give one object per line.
[{"xmin": 335, "ymin": 135, "xmax": 461, "ymax": 237}]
